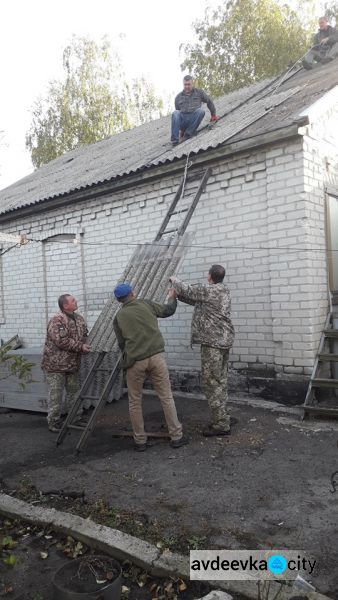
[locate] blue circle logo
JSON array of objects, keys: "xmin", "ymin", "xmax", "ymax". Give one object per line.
[{"xmin": 268, "ymin": 554, "xmax": 287, "ymax": 574}]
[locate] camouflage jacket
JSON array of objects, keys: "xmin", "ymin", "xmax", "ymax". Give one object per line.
[
  {"xmin": 172, "ymin": 279, "xmax": 235, "ymax": 349},
  {"xmin": 41, "ymin": 311, "xmax": 88, "ymax": 373}
]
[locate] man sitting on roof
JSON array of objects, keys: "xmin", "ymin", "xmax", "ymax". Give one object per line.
[
  {"xmin": 171, "ymin": 75, "xmax": 219, "ymax": 146},
  {"xmin": 303, "ymin": 16, "xmax": 338, "ymax": 69}
]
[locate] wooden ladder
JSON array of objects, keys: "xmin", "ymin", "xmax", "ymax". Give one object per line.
[
  {"xmin": 302, "ymin": 310, "xmax": 338, "ymax": 419},
  {"xmin": 56, "ymin": 166, "xmax": 211, "ymax": 452}
]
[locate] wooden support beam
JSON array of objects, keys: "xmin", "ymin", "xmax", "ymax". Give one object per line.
[{"xmin": 111, "ymin": 431, "xmax": 170, "ymax": 439}]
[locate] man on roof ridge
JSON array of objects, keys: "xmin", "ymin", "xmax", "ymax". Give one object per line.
[
  {"xmin": 303, "ymin": 16, "xmax": 338, "ymax": 69},
  {"xmin": 171, "ymin": 75, "xmax": 219, "ymax": 146}
]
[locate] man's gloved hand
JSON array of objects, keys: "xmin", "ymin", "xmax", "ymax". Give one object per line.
[{"xmin": 210, "ymin": 115, "xmax": 219, "ymax": 123}]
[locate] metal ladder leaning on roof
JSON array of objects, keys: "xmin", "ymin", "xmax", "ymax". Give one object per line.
[
  {"xmin": 302, "ymin": 305, "xmax": 338, "ymax": 419},
  {"xmin": 56, "ymin": 165, "xmax": 212, "ymax": 452}
]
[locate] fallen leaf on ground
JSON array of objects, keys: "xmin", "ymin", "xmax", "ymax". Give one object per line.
[
  {"xmin": 1, "ymin": 536, "xmax": 15, "ymax": 548},
  {"xmin": 4, "ymin": 554, "xmax": 16, "ymax": 567},
  {"xmin": 4, "ymin": 586, "xmax": 13, "ymax": 594}
]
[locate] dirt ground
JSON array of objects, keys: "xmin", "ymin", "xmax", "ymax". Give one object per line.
[
  {"xmin": 0, "ymin": 515, "xmax": 212, "ymax": 599},
  {"xmin": 1, "ymin": 392, "xmax": 338, "ymax": 598}
]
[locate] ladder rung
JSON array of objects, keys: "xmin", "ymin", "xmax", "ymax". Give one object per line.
[
  {"xmin": 169, "ymin": 208, "xmax": 189, "ymax": 216},
  {"xmin": 303, "ymin": 406, "xmax": 338, "ymax": 416},
  {"xmin": 80, "ymin": 395, "xmax": 100, "ymax": 400},
  {"xmin": 67, "ymin": 424, "xmax": 87, "ymax": 431},
  {"xmin": 312, "ymin": 378, "xmax": 338, "ymax": 388},
  {"xmin": 324, "ymin": 330, "xmax": 338, "ymax": 338},
  {"xmin": 186, "ymin": 170, "xmax": 207, "ymax": 182},
  {"xmin": 318, "ymin": 353, "xmax": 338, "ymax": 362},
  {"xmin": 95, "ymin": 368, "xmax": 111, "ymax": 372},
  {"xmin": 162, "ymin": 228, "xmax": 178, "ymax": 235}
]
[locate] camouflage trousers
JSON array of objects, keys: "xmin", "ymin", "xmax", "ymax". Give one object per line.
[
  {"xmin": 45, "ymin": 371, "xmax": 82, "ymax": 426},
  {"xmin": 201, "ymin": 345, "xmax": 230, "ymax": 431}
]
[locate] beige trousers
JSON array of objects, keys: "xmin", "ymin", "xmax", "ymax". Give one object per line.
[{"xmin": 126, "ymin": 352, "xmax": 182, "ymax": 444}]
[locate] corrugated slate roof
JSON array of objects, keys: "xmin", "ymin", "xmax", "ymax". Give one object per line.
[{"xmin": 1, "ymin": 61, "xmax": 338, "ymax": 216}]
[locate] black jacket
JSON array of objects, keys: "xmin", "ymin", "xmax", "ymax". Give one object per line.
[
  {"xmin": 174, "ymin": 88, "xmax": 216, "ymax": 116},
  {"xmin": 314, "ymin": 25, "xmax": 338, "ymax": 48}
]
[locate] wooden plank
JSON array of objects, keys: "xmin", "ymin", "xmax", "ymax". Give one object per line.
[
  {"xmin": 312, "ymin": 378, "xmax": 338, "ymax": 388},
  {"xmin": 0, "ymin": 392, "xmax": 48, "ymax": 413},
  {"xmin": 111, "ymin": 431, "xmax": 170, "ymax": 439},
  {"xmin": 324, "ymin": 330, "xmax": 338, "ymax": 338},
  {"xmin": 318, "ymin": 354, "xmax": 338, "ymax": 362},
  {"xmin": 303, "ymin": 406, "xmax": 338, "ymax": 417}
]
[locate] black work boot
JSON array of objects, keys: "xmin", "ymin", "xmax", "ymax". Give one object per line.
[
  {"xmin": 134, "ymin": 440, "xmax": 154, "ymax": 452},
  {"xmin": 48, "ymin": 420, "xmax": 63, "ymax": 433},
  {"xmin": 170, "ymin": 435, "xmax": 189, "ymax": 448},
  {"xmin": 202, "ymin": 424, "xmax": 231, "ymax": 437},
  {"xmin": 202, "ymin": 416, "xmax": 237, "ymax": 437}
]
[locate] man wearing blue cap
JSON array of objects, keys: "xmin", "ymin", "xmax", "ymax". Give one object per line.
[{"xmin": 113, "ymin": 283, "xmax": 188, "ymax": 452}]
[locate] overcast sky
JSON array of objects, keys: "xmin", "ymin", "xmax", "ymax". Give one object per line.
[
  {"xmin": 0, "ymin": 0, "xmax": 223, "ymax": 190},
  {"xmin": 1, "ymin": 0, "xmax": 326, "ymax": 191}
]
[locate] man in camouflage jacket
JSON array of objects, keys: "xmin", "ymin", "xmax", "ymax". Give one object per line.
[
  {"xmin": 170, "ymin": 265, "xmax": 235, "ymax": 436},
  {"xmin": 41, "ymin": 294, "xmax": 90, "ymax": 432}
]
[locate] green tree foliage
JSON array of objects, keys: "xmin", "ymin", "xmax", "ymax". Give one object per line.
[
  {"xmin": 181, "ymin": 0, "xmax": 312, "ymax": 96},
  {"xmin": 0, "ymin": 343, "xmax": 34, "ymax": 389},
  {"xmin": 324, "ymin": 0, "xmax": 338, "ymax": 23},
  {"xmin": 126, "ymin": 77, "xmax": 166, "ymax": 127},
  {"xmin": 26, "ymin": 36, "xmax": 167, "ymax": 168}
]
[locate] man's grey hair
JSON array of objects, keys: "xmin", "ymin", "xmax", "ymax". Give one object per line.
[
  {"xmin": 183, "ymin": 74, "xmax": 193, "ymax": 82},
  {"xmin": 58, "ymin": 294, "xmax": 71, "ymax": 311},
  {"xmin": 319, "ymin": 16, "xmax": 328, "ymax": 20}
]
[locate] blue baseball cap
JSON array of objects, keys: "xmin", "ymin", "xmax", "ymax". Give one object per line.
[{"xmin": 114, "ymin": 283, "xmax": 132, "ymax": 299}]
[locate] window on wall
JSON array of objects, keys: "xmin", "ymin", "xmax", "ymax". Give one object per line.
[
  {"xmin": 43, "ymin": 233, "xmax": 86, "ymax": 320},
  {"xmin": 326, "ymin": 193, "xmax": 338, "ymax": 293}
]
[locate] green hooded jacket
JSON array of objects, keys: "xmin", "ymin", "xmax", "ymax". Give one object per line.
[{"xmin": 113, "ymin": 298, "xmax": 177, "ymax": 368}]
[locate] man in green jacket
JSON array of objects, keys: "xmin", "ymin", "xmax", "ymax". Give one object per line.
[{"xmin": 113, "ymin": 283, "xmax": 188, "ymax": 451}]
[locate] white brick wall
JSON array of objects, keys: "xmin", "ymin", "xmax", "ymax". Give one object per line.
[
  {"xmin": 1, "ymin": 106, "xmax": 338, "ymax": 385},
  {"xmin": 0, "ymin": 249, "xmax": 4, "ymax": 324}
]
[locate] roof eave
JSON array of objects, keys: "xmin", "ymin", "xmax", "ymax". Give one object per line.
[
  {"xmin": 299, "ymin": 84, "xmax": 338, "ymax": 123},
  {"xmin": 0, "ymin": 120, "xmax": 308, "ymax": 225}
]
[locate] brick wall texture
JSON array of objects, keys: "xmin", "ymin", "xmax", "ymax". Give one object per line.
[{"xmin": 1, "ymin": 106, "xmax": 338, "ymax": 394}]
